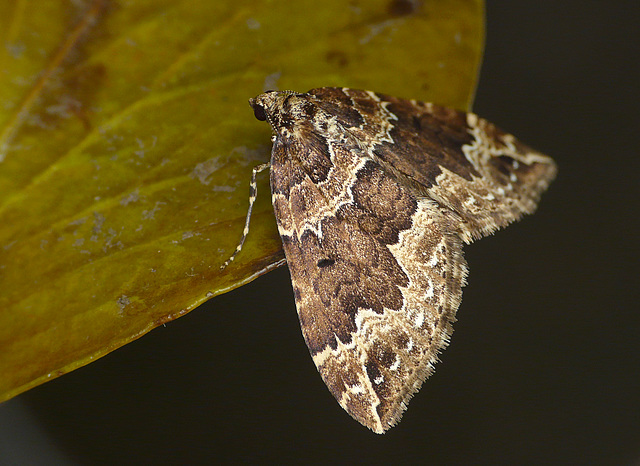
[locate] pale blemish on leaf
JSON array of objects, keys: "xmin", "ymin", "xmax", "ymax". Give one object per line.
[
  {"xmin": 117, "ymin": 295, "xmax": 131, "ymax": 315},
  {"xmin": 190, "ymin": 158, "xmax": 224, "ymax": 186},
  {"xmin": 119, "ymin": 189, "xmax": 140, "ymax": 206},
  {"xmin": 263, "ymin": 72, "xmax": 282, "ymax": 91},
  {"xmin": 141, "ymin": 201, "xmax": 166, "ymax": 220}
]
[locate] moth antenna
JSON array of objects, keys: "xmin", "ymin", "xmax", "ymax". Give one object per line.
[{"xmin": 220, "ymin": 162, "xmax": 271, "ymax": 270}]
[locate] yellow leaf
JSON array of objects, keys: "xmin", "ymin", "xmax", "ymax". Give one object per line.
[{"xmin": 0, "ymin": 0, "xmax": 483, "ymax": 401}]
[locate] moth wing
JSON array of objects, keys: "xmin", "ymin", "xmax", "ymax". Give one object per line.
[
  {"xmin": 270, "ymin": 137, "xmax": 467, "ymax": 433},
  {"xmin": 308, "ymin": 88, "xmax": 557, "ymax": 243}
]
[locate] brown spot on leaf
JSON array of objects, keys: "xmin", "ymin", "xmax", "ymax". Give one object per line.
[
  {"xmin": 388, "ymin": 0, "xmax": 420, "ymax": 17},
  {"xmin": 325, "ymin": 49, "xmax": 349, "ymax": 68}
]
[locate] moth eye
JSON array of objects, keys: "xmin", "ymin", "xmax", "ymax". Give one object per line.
[
  {"xmin": 317, "ymin": 258, "xmax": 335, "ymax": 268},
  {"xmin": 252, "ymin": 103, "xmax": 267, "ymax": 121}
]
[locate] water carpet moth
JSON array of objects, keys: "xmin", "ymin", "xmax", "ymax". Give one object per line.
[{"xmin": 230, "ymin": 87, "xmax": 556, "ymax": 433}]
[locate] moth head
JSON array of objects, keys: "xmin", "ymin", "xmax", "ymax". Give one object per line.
[{"xmin": 249, "ymin": 90, "xmax": 316, "ymax": 137}]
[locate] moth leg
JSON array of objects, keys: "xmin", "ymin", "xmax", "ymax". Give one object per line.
[{"xmin": 220, "ymin": 162, "xmax": 271, "ymax": 270}]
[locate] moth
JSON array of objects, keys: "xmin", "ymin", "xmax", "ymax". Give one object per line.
[{"xmin": 234, "ymin": 87, "xmax": 556, "ymax": 433}]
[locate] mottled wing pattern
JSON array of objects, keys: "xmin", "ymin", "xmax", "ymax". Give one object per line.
[
  {"xmin": 308, "ymin": 88, "xmax": 557, "ymax": 242},
  {"xmin": 269, "ymin": 137, "xmax": 466, "ymax": 433},
  {"xmin": 248, "ymin": 88, "xmax": 556, "ymax": 433}
]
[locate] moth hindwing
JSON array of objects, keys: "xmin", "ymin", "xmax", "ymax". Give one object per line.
[{"xmin": 246, "ymin": 87, "xmax": 556, "ymax": 433}]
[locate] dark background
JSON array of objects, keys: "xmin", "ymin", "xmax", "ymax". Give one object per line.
[{"xmin": 2, "ymin": 1, "xmax": 638, "ymax": 464}]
